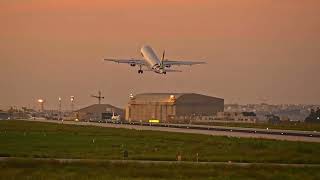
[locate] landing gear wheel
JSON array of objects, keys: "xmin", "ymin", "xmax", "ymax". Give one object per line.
[{"xmin": 138, "ymin": 65, "xmax": 144, "ymax": 74}]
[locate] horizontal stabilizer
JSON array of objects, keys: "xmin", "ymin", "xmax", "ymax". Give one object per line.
[
  {"xmin": 165, "ymin": 69, "xmax": 182, "ymax": 73},
  {"xmin": 163, "ymin": 60, "xmax": 206, "ymax": 66}
]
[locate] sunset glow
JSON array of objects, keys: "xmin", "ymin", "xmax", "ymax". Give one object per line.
[{"xmin": 1, "ymin": 0, "xmax": 319, "ymax": 109}]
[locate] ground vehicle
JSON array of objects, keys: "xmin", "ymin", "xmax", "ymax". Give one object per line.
[{"xmin": 102, "ymin": 112, "xmax": 121, "ymax": 123}]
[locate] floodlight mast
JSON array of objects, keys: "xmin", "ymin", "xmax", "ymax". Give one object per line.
[
  {"xmin": 70, "ymin": 96, "xmax": 75, "ymax": 112},
  {"xmin": 37, "ymin": 99, "xmax": 45, "ymax": 112}
]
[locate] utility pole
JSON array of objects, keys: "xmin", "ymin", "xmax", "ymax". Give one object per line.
[
  {"xmin": 58, "ymin": 97, "xmax": 62, "ymax": 120},
  {"xmin": 91, "ymin": 90, "xmax": 104, "ymax": 104}
]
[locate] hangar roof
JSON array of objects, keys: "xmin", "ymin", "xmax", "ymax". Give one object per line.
[
  {"xmin": 77, "ymin": 104, "xmax": 124, "ymax": 114},
  {"xmin": 130, "ymin": 93, "xmax": 223, "ymax": 104},
  {"xmin": 131, "ymin": 93, "xmax": 184, "ymax": 103}
]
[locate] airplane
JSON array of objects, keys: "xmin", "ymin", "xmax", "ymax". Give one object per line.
[{"xmin": 104, "ymin": 45, "xmax": 206, "ymax": 74}]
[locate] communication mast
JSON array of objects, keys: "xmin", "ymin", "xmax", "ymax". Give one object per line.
[{"xmin": 91, "ymin": 90, "xmax": 104, "ymax": 104}]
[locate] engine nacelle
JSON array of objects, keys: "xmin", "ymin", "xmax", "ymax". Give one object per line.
[
  {"xmin": 165, "ymin": 65, "xmax": 171, "ymax": 68},
  {"xmin": 130, "ymin": 64, "xmax": 136, "ymax": 67}
]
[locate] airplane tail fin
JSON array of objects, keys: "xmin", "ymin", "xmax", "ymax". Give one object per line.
[{"xmin": 160, "ymin": 50, "xmax": 165, "ymax": 69}]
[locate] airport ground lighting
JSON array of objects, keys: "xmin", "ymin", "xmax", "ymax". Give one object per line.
[{"xmin": 169, "ymin": 95, "xmax": 176, "ymax": 102}]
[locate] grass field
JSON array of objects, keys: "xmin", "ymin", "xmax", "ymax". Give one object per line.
[
  {"xmin": 191, "ymin": 121, "xmax": 320, "ymax": 132},
  {"xmin": 1, "ymin": 159, "xmax": 320, "ymax": 180},
  {"xmin": 1, "ymin": 120, "xmax": 320, "ymax": 164}
]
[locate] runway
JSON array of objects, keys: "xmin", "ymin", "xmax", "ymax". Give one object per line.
[{"xmin": 21, "ymin": 119, "xmax": 320, "ymax": 143}]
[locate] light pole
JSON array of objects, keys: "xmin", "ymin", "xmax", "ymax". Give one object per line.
[
  {"xmin": 70, "ymin": 96, "xmax": 75, "ymax": 112},
  {"xmin": 58, "ymin": 97, "xmax": 62, "ymax": 121},
  {"xmin": 37, "ymin": 99, "xmax": 45, "ymax": 112}
]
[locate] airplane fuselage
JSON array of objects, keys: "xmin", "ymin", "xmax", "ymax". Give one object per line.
[{"xmin": 140, "ymin": 45, "xmax": 165, "ymax": 74}]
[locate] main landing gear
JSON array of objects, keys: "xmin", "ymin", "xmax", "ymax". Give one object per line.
[{"xmin": 138, "ymin": 65, "xmax": 143, "ymax": 74}]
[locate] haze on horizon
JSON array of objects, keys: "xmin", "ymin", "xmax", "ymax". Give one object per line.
[{"xmin": 1, "ymin": 0, "xmax": 319, "ymax": 110}]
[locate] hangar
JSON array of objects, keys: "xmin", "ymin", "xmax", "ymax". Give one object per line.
[
  {"xmin": 126, "ymin": 93, "xmax": 224, "ymax": 123},
  {"xmin": 77, "ymin": 104, "xmax": 124, "ymax": 121}
]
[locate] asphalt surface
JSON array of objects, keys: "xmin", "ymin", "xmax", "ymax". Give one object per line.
[
  {"xmin": 21, "ymin": 119, "xmax": 320, "ymax": 143},
  {"xmin": 1, "ymin": 157, "xmax": 319, "ymax": 167}
]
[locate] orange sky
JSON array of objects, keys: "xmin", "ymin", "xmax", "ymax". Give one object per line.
[{"xmin": 1, "ymin": 0, "xmax": 319, "ymax": 109}]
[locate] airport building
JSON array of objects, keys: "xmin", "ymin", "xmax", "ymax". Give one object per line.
[
  {"xmin": 213, "ymin": 112, "xmax": 258, "ymax": 123},
  {"xmin": 0, "ymin": 111, "xmax": 9, "ymax": 120},
  {"xmin": 126, "ymin": 93, "xmax": 224, "ymax": 123},
  {"xmin": 77, "ymin": 104, "xmax": 124, "ymax": 121}
]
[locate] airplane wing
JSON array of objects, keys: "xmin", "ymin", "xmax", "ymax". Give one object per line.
[
  {"xmin": 163, "ymin": 60, "xmax": 206, "ymax": 66},
  {"xmin": 104, "ymin": 58, "xmax": 146, "ymax": 66}
]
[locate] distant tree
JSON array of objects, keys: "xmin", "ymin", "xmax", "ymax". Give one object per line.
[
  {"xmin": 22, "ymin": 107, "xmax": 27, "ymax": 112},
  {"xmin": 266, "ymin": 114, "xmax": 280, "ymax": 124},
  {"xmin": 8, "ymin": 107, "xmax": 14, "ymax": 114},
  {"xmin": 311, "ymin": 109, "xmax": 316, "ymax": 116},
  {"xmin": 305, "ymin": 108, "xmax": 320, "ymax": 123},
  {"xmin": 7, "ymin": 107, "xmax": 15, "ymax": 119},
  {"xmin": 242, "ymin": 112, "xmax": 256, "ymax": 117}
]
